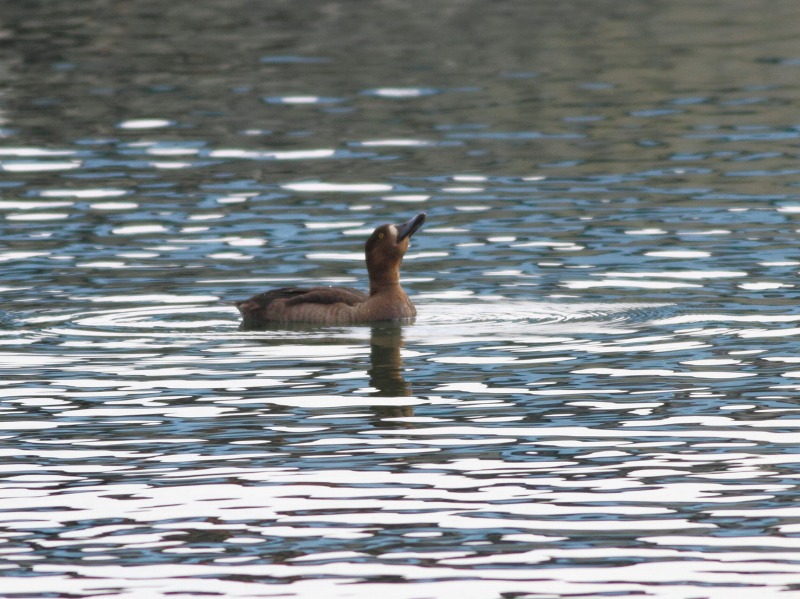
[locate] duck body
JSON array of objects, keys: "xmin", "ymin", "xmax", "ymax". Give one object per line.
[{"xmin": 236, "ymin": 213, "xmax": 425, "ymax": 328}]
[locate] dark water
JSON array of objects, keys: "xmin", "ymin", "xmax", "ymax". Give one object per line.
[{"xmin": 5, "ymin": 1, "xmax": 800, "ymax": 597}]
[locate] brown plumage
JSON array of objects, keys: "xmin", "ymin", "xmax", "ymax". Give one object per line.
[{"xmin": 236, "ymin": 212, "xmax": 426, "ymax": 327}]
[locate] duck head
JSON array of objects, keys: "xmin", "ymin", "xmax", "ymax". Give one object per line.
[{"xmin": 365, "ymin": 212, "xmax": 426, "ymax": 292}]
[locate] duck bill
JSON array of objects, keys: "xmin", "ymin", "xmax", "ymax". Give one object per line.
[{"xmin": 396, "ymin": 212, "xmax": 426, "ymax": 242}]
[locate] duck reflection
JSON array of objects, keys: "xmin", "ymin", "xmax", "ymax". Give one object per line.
[
  {"xmin": 367, "ymin": 323, "xmax": 414, "ymax": 423},
  {"xmin": 238, "ymin": 320, "xmax": 415, "ymax": 424}
]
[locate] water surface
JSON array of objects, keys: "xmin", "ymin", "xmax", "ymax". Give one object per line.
[{"xmin": 4, "ymin": 1, "xmax": 800, "ymax": 597}]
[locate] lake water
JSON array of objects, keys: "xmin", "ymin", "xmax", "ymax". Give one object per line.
[{"xmin": 5, "ymin": 1, "xmax": 800, "ymax": 597}]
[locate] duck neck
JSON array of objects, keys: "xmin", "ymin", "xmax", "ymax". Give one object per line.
[{"xmin": 368, "ymin": 263, "xmax": 402, "ymax": 295}]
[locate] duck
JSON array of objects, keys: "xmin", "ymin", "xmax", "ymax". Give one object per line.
[{"xmin": 236, "ymin": 212, "xmax": 426, "ymax": 327}]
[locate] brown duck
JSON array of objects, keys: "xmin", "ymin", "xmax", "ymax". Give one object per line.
[{"xmin": 236, "ymin": 212, "xmax": 426, "ymax": 327}]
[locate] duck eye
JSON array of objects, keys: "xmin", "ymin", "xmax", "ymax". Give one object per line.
[{"xmin": 378, "ymin": 233, "xmax": 384, "ymax": 239}]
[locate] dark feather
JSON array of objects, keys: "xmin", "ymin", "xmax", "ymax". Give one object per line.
[
  {"xmin": 241, "ymin": 286, "xmax": 367, "ymax": 309},
  {"xmin": 285, "ymin": 287, "xmax": 368, "ymax": 306}
]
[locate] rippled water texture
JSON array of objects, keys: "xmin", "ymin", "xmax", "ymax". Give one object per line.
[{"xmin": 5, "ymin": 1, "xmax": 800, "ymax": 597}]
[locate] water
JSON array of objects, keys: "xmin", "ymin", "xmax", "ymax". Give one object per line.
[{"xmin": 4, "ymin": 1, "xmax": 800, "ymax": 597}]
